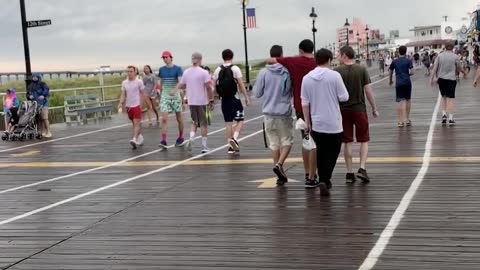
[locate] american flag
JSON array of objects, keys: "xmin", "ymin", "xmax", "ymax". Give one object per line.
[{"xmin": 246, "ymin": 8, "xmax": 257, "ymax": 29}]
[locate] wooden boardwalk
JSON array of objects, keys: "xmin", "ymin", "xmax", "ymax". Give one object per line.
[{"xmin": 0, "ymin": 70, "xmax": 479, "ymax": 269}]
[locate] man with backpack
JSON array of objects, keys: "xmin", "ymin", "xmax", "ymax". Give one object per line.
[{"xmin": 213, "ymin": 49, "xmax": 251, "ymax": 154}]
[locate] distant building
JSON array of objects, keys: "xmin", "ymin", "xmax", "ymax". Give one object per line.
[
  {"xmin": 405, "ymin": 25, "xmax": 452, "ymax": 50},
  {"xmin": 389, "ymin": 30, "xmax": 400, "ymax": 39},
  {"xmin": 335, "ymin": 18, "xmax": 384, "ymax": 57}
]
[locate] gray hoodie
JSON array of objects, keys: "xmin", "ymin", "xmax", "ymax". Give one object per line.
[
  {"xmin": 253, "ymin": 64, "xmax": 292, "ymax": 118},
  {"xmin": 301, "ymin": 67, "xmax": 349, "ymax": 134}
]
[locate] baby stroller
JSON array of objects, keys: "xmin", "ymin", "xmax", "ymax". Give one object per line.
[{"xmin": 2, "ymin": 101, "xmax": 42, "ymax": 141}]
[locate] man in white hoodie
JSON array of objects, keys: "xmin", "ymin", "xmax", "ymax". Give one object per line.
[
  {"xmin": 301, "ymin": 48, "xmax": 350, "ymax": 196},
  {"xmin": 253, "ymin": 45, "xmax": 293, "ymax": 186}
]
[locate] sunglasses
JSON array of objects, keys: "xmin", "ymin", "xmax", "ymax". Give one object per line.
[{"xmin": 162, "ymin": 56, "xmax": 171, "ymax": 59}]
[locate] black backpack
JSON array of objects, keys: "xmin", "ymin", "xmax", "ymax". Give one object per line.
[{"xmin": 216, "ymin": 65, "xmax": 238, "ymax": 98}]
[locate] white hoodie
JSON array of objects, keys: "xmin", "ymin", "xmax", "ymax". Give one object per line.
[{"xmin": 301, "ymin": 67, "xmax": 349, "ymax": 134}]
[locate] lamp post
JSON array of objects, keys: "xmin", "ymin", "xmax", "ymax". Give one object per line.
[
  {"xmin": 356, "ymin": 32, "xmax": 361, "ymax": 58},
  {"xmin": 365, "ymin": 25, "xmax": 371, "ymax": 67},
  {"xmin": 344, "ymin": 18, "xmax": 350, "ymax": 46},
  {"xmin": 333, "ymin": 42, "xmax": 336, "ymax": 58},
  {"xmin": 309, "ymin": 7, "xmax": 318, "ymax": 52}
]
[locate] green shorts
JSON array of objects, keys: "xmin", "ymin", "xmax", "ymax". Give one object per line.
[{"xmin": 160, "ymin": 97, "xmax": 182, "ymax": 113}]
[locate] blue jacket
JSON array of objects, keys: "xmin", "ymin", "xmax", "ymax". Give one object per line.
[{"xmin": 27, "ymin": 74, "xmax": 49, "ymax": 107}]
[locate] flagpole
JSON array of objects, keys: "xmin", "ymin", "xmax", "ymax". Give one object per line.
[{"xmin": 242, "ymin": 1, "xmax": 251, "ymax": 90}]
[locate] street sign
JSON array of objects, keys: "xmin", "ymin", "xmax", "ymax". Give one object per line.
[{"xmin": 27, "ymin": 20, "xmax": 51, "ymax": 28}]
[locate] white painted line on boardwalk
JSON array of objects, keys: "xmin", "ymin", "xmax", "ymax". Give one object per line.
[
  {"xmin": 0, "ymin": 115, "xmax": 264, "ymax": 195},
  {"xmin": 0, "ymin": 110, "xmax": 192, "ymax": 154},
  {"xmin": 358, "ymin": 94, "xmax": 441, "ymax": 270},
  {"xmin": 0, "ymin": 129, "xmax": 264, "ymax": 227}
]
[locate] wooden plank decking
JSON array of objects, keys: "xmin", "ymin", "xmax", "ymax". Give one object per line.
[{"xmin": 0, "ymin": 70, "xmax": 479, "ymax": 269}]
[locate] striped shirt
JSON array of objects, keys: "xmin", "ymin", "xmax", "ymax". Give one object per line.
[{"xmin": 159, "ymin": 65, "xmax": 183, "ymax": 99}]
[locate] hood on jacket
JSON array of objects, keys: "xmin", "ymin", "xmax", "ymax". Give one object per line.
[
  {"xmin": 266, "ymin": 63, "xmax": 288, "ymax": 74},
  {"xmin": 266, "ymin": 63, "xmax": 292, "ymax": 97},
  {"xmin": 308, "ymin": 67, "xmax": 329, "ymax": 81},
  {"xmin": 31, "ymin": 73, "xmax": 42, "ymax": 82}
]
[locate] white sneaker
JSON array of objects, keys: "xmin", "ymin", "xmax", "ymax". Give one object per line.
[
  {"xmin": 137, "ymin": 134, "xmax": 144, "ymax": 146},
  {"xmin": 44, "ymin": 132, "xmax": 52, "ymax": 138},
  {"xmin": 186, "ymin": 140, "xmax": 193, "ymax": 152},
  {"xmin": 129, "ymin": 138, "xmax": 137, "ymax": 149},
  {"xmin": 201, "ymin": 145, "xmax": 209, "ymax": 153}
]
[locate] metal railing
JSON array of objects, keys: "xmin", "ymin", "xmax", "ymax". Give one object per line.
[{"xmin": 1, "ymin": 84, "xmax": 122, "ymax": 130}]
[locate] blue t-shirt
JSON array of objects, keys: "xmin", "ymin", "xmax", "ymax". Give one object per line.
[
  {"xmin": 158, "ymin": 65, "xmax": 183, "ymax": 99},
  {"xmin": 390, "ymin": 57, "xmax": 413, "ymax": 87}
]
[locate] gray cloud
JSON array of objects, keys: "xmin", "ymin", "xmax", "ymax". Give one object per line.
[{"xmin": 0, "ymin": 0, "xmax": 475, "ymax": 72}]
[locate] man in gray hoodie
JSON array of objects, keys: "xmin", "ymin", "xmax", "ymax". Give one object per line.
[{"xmin": 253, "ymin": 45, "xmax": 293, "ymax": 186}]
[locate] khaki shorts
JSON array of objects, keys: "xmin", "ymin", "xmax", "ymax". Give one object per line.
[
  {"xmin": 190, "ymin": 105, "xmax": 208, "ymax": 128},
  {"xmin": 264, "ymin": 117, "xmax": 294, "ymax": 151},
  {"xmin": 40, "ymin": 107, "xmax": 49, "ymax": 121}
]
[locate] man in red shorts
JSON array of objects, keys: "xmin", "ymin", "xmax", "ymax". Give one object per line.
[
  {"xmin": 335, "ymin": 46, "xmax": 379, "ymax": 184},
  {"xmin": 268, "ymin": 39, "xmax": 317, "ymax": 187},
  {"xmin": 118, "ymin": 66, "xmax": 150, "ymax": 149}
]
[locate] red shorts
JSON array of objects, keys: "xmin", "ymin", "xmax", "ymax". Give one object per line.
[
  {"xmin": 127, "ymin": 106, "xmax": 142, "ymax": 121},
  {"xmin": 341, "ymin": 110, "xmax": 370, "ymax": 143}
]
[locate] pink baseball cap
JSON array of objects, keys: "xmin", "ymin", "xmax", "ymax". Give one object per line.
[{"xmin": 162, "ymin": 51, "xmax": 173, "ymax": 58}]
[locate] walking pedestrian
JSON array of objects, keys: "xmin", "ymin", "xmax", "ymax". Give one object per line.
[
  {"xmin": 158, "ymin": 51, "xmax": 185, "ymax": 148},
  {"xmin": 430, "ymin": 43, "xmax": 464, "ymax": 126},
  {"xmin": 389, "ymin": 46, "xmax": 415, "ymax": 127},
  {"xmin": 253, "ymin": 45, "xmax": 294, "ymax": 186},
  {"xmin": 267, "ymin": 39, "xmax": 317, "ymax": 186},
  {"xmin": 177, "ymin": 52, "xmax": 214, "ymax": 153},
  {"xmin": 143, "ymin": 65, "xmax": 160, "ymax": 126},
  {"xmin": 335, "ymin": 46, "xmax": 379, "ymax": 184},
  {"xmin": 213, "ymin": 49, "xmax": 251, "ymax": 155},
  {"xmin": 302, "ymin": 48, "xmax": 349, "ymax": 195},
  {"xmin": 118, "ymin": 66, "xmax": 149, "ymax": 149}
]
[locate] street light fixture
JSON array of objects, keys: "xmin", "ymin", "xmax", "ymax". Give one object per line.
[
  {"xmin": 356, "ymin": 32, "xmax": 361, "ymax": 59},
  {"xmin": 365, "ymin": 25, "xmax": 371, "ymax": 66},
  {"xmin": 309, "ymin": 7, "xmax": 318, "ymax": 52},
  {"xmin": 344, "ymin": 18, "xmax": 350, "ymax": 46}
]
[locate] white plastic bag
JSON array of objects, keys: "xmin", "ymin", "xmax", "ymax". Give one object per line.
[
  {"xmin": 302, "ymin": 135, "xmax": 316, "ymax": 151},
  {"xmin": 295, "ymin": 118, "xmax": 307, "ymax": 130}
]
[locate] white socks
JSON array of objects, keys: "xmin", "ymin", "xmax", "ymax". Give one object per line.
[
  {"xmin": 233, "ymin": 131, "xmax": 239, "ymax": 141},
  {"xmin": 449, "ymin": 114, "xmax": 454, "ymax": 121},
  {"xmin": 202, "ymin": 137, "xmax": 208, "ymax": 147},
  {"xmin": 190, "ymin": 131, "xmax": 195, "ymax": 140}
]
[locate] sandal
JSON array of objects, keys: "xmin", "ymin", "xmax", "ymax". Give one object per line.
[{"xmin": 397, "ymin": 122, "xmax": 405, "ymax": 127}]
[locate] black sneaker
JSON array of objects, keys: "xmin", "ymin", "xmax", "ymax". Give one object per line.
[
  {"xmin": 276, "ymin": 178, "xmax": 287, "ymax": 186},
  {"xmin": 448, "ymin": 119, "xmax": 456, "ymax": 126},
  {"xmin": 229, "ymin": 139, "xmax": 240, "ymax": 151},
  {"xmin": 227, "ymin": 147, "xmax": 234, "ymax": 154},
  {"xmin": 346, "ymin": 173, "xmax": 356, "ymax": 184},
  {"xmin": 441, "ymin": 115, "xmax": 447, "ymax": 125},
  {"xmin": 319, "ymin": 182, "xmax": 331, "ymax": 196},
  {"xmin": 357, "ymin": 168, "xmax": 371, "ymax": 183},
  {"xmin": 326, "ymin": 180, "xmax": 333, "ymax": 190},
  {"xmin": 273, "ymin": 164, "xmax": 288, "ymax": 184},
  {"xmin": 305, "ymin": 179, "xmax": 320, "ymax": 188}
]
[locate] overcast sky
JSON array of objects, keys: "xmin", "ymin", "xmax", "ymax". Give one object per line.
[{"xmin": 0, "ymin": 0, "xmax": 477, "ymax": 72}]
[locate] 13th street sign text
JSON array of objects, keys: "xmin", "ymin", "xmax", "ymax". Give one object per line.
[{"xmin": 27, "ymin": 20, "xmax": 51, "ymax": 28}]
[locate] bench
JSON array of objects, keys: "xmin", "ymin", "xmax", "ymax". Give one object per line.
[{"xmin": 64, "ymin": 94, "xmax": 113, "ymax": 125}]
